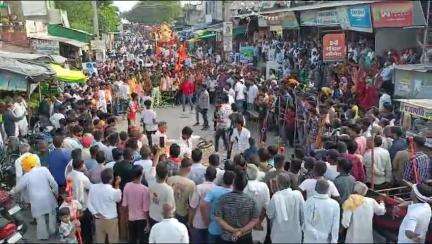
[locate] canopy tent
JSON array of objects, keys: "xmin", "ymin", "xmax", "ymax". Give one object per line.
[
  {"xmin": 0, "ymin": 57, "xmax": 55, "ymax": 82},
  {"xmin": 50, "ymin": 64, "xmax": 86, "ymax": 84},
  {"xmin": 188, "ymin": 30, "xmax": 217, "ymax": 42}
]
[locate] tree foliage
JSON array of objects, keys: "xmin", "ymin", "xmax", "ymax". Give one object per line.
[
  {"xmin": 98, "ymin": 3, "xmax": 121, "ymax": 33},
  {"xmin": 54, "ymin": 0, "xmax": 120, "ymax": 34},
  {"xmin": 123, "ymin": 1, "xmax": 183, "ymax": 25}
]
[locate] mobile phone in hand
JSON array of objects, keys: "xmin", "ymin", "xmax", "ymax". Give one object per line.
[{"xmin": 159, "ymin": 136, "xmax": 165, "ymax": 148}]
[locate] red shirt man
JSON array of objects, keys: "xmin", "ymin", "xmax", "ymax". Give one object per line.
[{"xmin": 181, "ymin": 79, "xmax": 195, "ymax": 96}]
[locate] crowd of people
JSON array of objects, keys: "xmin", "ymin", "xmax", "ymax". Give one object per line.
[{"xmin": 0, "ymin": 23, "xmax": 431, "ymax": 244}]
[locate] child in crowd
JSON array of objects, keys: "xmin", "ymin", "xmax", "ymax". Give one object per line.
[
  {"xmin": 60, "ymin": 187, "xmax": 82, "ymax": 243},
  {"xmin": 59, "ymin": 207, "xmax": 77, "ymax": 243}
]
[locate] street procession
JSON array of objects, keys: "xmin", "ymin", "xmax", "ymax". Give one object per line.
[{"xmin": 0, "ymin": 0, "xmax": 431, "ymax": 243}]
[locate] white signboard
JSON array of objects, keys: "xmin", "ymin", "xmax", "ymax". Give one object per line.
[
  {"xmin": 223, "ymin": 22, "xmax": 233, "ymax": 36},
  {"xmin": 25, "ymin": 20, "xmax": 47, "ymax": 35},
  {"xmin": 223, "ymin": 36, "xmax": 232, "ymax": 52},
  {"xmin": 205, "ymin": 14, "xmax": 212, "ymax": 24}
]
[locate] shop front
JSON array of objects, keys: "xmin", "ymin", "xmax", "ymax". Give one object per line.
[{"xmin": 371, "ymin": 1, "xmax": 426, "ymax": 54}]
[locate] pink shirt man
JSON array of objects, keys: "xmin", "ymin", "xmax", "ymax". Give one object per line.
[
  {"xmin": 122, "ymin": 182, "xmax": 150, "ymax": 221},
  {"xmin": 355, "ymin": 136, "xmax": 367, "ymax": 156}
]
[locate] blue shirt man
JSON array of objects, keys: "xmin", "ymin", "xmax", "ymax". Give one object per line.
[
  {"xmin": 204, "ymin": 182, "xmax": 232, "ymax": 242},
  {"xmin": 47, "ymin": 147, "xmax": 71, "ymax": 187}
]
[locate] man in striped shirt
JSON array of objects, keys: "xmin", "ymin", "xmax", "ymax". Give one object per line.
[{"xmin": 403, "ymin": 136, "xmax": 431, "ymax": 183}]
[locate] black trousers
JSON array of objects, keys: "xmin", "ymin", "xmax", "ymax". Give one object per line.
[
  {"xmin": 80, "ymin": 209, "xmax": 94, "ymax": 244},
  {"xmin": 145, "ymin": 130, "xmax": 156, "ymax": 146},
  {"xmin": 201, "ymin": 109, "xmax": 209, "ymax": 127},
  {"xmin": 215, "ymin": 128, "xmax": 229, "ymax": 152},
  {"xmin": 149, "ymin": 218, "xmax": 158, "ymax": 229},
  {"xmin": 128, "ymin": 219, "xmax": 148, "ymax": 244}
]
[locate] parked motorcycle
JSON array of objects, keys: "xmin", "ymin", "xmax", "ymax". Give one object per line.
[{"xmin": 0, "ymin": 188, "xmax": 25, "ymax": 243}]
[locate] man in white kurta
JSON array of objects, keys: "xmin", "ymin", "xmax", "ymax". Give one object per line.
[
  {"xmin": 12, "ymin": 96, "xmax": 28, "ymax": 137},
  {"xmin": 397, "ymin": 183, "xmax": 432, "ymax": 243},
  {"xmin": 267, "ymin": 172, "xmax": 304, "ymax": 243},
  {"xmin": 11, "ymin": 166, "xmax": 58, "ymax": 240},
  {"xmin": 243, "ymin": 164, "xmax": 270, "ymax": 243},
  {"xmin": 342, "ymin": 182, "xmax": 386, "ymax": 243},
  {"xmin": 303, "ymin": 179, "xmax": 340, "ymax": 243}
]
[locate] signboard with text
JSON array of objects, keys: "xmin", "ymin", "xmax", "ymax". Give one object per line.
[
  {"xmin": 239, "ymin": 45, "xmax": 255, "ymax": 63},
  {"xmin": 348, "ymin": 5, "xmax": 372, "ymax": 28},
  {"xmin": 223, "ymin": 22, "xmax": 233, "ymax": 36},
  {"xmin": 316, "ymin": 9, "xmax": 339, "ymax": 26},
  {"xmin": 323, "ymin": 33, "xmax": 346, "ymax": 62},
  {"xmin": 300, "ymin": 9, "xmax": 339, "ymax": 26},
  {"xmin": 372, "ymin": 1, "xmax": 413, "ymax": 27},
  {"xmin": 30, "ymin": 38, "xmax": 59, "ymax": 55}
]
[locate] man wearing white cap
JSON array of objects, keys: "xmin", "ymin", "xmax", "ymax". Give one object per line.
[{"xmin": 397, "ymin": 183, "xmax": 432, "ymax": 243}]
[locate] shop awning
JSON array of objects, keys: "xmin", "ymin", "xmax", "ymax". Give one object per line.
[
  {"xmin": 0, "ymin": 51, "xmax": 66, "ymax": 64},
  {"xmin": 29, "ymin": 34, "xmax": 89, "ymax": 48},
  {"xmin": 189, "ymin": 33, "xmax": 217, "ymax": 42},
  {"xmin": 0, "ymin": 57, "xmax": 55, "ymax": 82},
  {"xmin": 233, "ymin": 1, "xmax": 377, "ymax": 17},
  {"xmin": 48, "ymin": 24, "xmax": 93, "ymax": 43},
  {"xmin": 260, "ymin": 1, "xmax": 377, "ymax": 15},
  {"xmin": 50, "ymin": 64, "xmax": 86, "ymax": 84}
]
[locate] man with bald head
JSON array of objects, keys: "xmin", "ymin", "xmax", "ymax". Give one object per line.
[
  {"xmin": 303, "ymin": 179, "xmax": 340, "ymax": 243},
  {"xmin": 267, "ymin": 172, "xmax": 304, "ymax": 243}
]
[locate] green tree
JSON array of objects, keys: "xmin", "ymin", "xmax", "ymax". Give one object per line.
[
  {"xmin": 55, "ymin": 1, "xmax": 93, "ymax": 33},
  {"xmin": 98, "ymin": 4, "xmax": 121, "ymax": 33},
  {"xmin": 54, "ymin": 0, "xmax": 120, "ymax": 34},
  {"xmin": 123, "ymin": 1, "xmax": 183, "ymax": 25}
]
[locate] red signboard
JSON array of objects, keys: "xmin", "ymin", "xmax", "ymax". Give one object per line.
[
  {"xmin": 322, "ymin": 33, "xmax": 346, "ymax": 62},
  {"xmin": 372, "ymin": 1, "xmax": 413, "ymax": 27}
]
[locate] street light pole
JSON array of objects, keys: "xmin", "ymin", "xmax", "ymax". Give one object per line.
[{"xmin": 92, "ymin": 0, "xmax": 99, "ymax": 38}]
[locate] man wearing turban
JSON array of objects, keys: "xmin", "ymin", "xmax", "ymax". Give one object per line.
[{"xmin": 11, "ymin": 156, "xmax": 58, "ymax": 240}]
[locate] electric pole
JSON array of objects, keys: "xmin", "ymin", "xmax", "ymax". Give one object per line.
[{"xmin": 92, "ymin": 0, "xmax": 99, "ymax": 38}]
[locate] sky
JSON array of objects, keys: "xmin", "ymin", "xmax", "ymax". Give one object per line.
[
  {"xmin": 113, "ymin": 1, "xmax": 138, "ymax": 12},
  {"xmin": 113, "ymin": 1, "xmax": 201, "ymax": 12}
]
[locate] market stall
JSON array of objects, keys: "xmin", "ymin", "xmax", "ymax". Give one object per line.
[
  {"xmin": 397, "ymin": 99, "xmax": 432, "ymax": 148},
  {"xmin": 0, "ymin": 56, "xmax": 56, "ymax": 111},
  {"xmin": 0, "ymin": 57, "xmax": 55, "ymax": 83}
]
